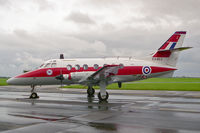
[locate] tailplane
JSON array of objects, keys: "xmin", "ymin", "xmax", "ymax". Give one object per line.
[{"xmin": 152, "ymin": 31, "xmax": 192, "ymax": 67}]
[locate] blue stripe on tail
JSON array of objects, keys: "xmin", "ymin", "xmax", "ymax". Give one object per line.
[{"xmin": 170, "ymin": 42, "xmax": 176, "ymax": 49}]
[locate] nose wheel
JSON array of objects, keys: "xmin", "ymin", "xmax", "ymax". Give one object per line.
[
  {"xmin": 87, "ymin": 86, "xmax": 95, "ymax": 97},
  {"xmin": 30, "ymin": 92, "xmax": 39, "ymax": 99},
  {"xmin": 30, "ymin": 85, "xmax": 39, "ymax": 99}
]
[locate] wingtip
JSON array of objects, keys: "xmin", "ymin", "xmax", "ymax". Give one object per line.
[{"xmin": 186, "ymin": 46, "xmax": 193, "ymax": 49}]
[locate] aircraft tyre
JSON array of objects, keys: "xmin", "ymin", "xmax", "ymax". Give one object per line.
[
  {"xmin": 30, "ymin": 92, "xmax": 39, "ymax": 99},
  {"xmin": 87, "ymin": 87, "xmax": 95, "ymax": 97},
  {"xmin": 98, "ymin": 91, "xmax": 109, "ymax": 101}
]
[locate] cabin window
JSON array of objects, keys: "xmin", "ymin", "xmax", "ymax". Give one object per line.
[
  {"xmin": 51, "ymin": 63, "xmax": 57, "ymax": 68},
  {"xmin": 75, "ymin": 64, "xmax": 80, "ymax": 70},
  {"xmin": 45, "ymin": 63, "xmax": 51, "ymax": 68},
  {"xmin": 83, "ymin": 64, "xmax": 88, "ymax": 70},
  {"xmin": 66, "ymin": 64, "xmax": 72, "ymax": 70},
  {"xmin": 94, "ymin": 64, "xmax": 99, "ymax": 69},
  {"xmin": 119, "ymin": 63, "xmax": 124, "ymax": 69}
]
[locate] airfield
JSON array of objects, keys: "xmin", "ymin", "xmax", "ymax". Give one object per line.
[{"xmin": 0, "ymin": 86, "xmax": 200, "ymax": 133}]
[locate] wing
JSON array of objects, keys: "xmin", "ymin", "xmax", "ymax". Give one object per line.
[
  {"xmin": 89, "ymin": 65, "xmax": 120, "ymax": 79},
  {"xmin": 79, "ymin": 65, "xmax": 122, "ymax": 85}
]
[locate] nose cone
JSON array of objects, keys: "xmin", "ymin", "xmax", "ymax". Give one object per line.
[{"xmin": 7, "ymin": 78, "xmax": 17, "ymax": 85}]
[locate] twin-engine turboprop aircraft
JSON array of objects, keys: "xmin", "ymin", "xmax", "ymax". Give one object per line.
[{"xmin": 7, "ymin": 31, "xmax": 191, "ymax": 101}]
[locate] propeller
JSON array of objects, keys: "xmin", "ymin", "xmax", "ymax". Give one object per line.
[
  {"xmin": 118, "ymin": 82, "xmax": 122, "ymax": 88},
  {"xmin": 55, "ymin": 69, "xmax": 64, "ymax": 87}
]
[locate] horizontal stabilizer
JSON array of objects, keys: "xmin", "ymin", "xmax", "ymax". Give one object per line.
[{"xmin": 158, "ymin": 46, "xmax": 192, "ymax": 52}]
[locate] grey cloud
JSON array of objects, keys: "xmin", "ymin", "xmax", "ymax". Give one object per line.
[
  {"xmin": 65, "ymin": 11, "xmax": 95, "ymax": 24},
  {"xmin": 13, "ymin": 29, "xmax": 30, "ymax": 38},
  {"xmin": 84, "ymin": 0, "xmax": 124, "ymax": 9},
  {"xmin": 0, "ymin": 0, "xmax": 199, "ymax": 77},
  {"xmin": 141, "ymin": 0, "xmax": 200, "ymax": 20},
  {"xmin": 0, "ymin": 29, "xmax": 108, "ymax": 76},
  {"xmin": 0, "ymin": 0, "xmax": 11, "ymax": 7},
  {"xmin": 34, "ymin": 0, "xmax": 55, "ymax": 11}
]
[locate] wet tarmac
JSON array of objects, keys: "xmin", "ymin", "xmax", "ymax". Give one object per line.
[{"xmin": 0, "ymin": 86, "xmax": 200, "ymax": 133}]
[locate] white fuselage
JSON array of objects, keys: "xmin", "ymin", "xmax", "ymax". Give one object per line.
[{"xmin": 7, "ymin": 57, "xmax": 176, "ymax": 86}]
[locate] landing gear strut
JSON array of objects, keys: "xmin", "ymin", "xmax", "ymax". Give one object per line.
[
  {"xmin": 98, "ymin": 80, "xmax": 109, "ymax": 101},
  {"xmin": 29, "ymin": 85, "xmax": 39, "ymax": 99},
  {"xmin": 87, "ymin": 86, "xmax": 95, "ymax": 97}
]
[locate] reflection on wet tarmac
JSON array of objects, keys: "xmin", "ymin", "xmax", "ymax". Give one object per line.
[
  {"xmin": 0, "ymin": 86, "xmax": 200, "ymax": 133},
  {"xmin": 87, "ymin": 97, "xmax": 95, "ymax": 110},
  {"xmin": 88, "ymin": 122, "xmax": 180, "ymax": 133},
  {"xmin": 89, "ymin": 122, "xmax": 117, "ymax": 131},
  {"xmin": 87, "ymin": 97, "xmax": 109, "ymax": 110}
]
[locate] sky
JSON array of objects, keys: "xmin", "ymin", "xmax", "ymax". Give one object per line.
[{"xmin": 0, "ymin": 0, "xmax": 200, "ymax": 77}]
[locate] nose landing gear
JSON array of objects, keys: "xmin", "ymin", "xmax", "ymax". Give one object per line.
[
  {"xmin": 30, "ymin": 92, "xmax": 39, "ymax": 99},
  {"xmin": 30, "ymin": 85, "xmax": 39, "ymax": 99},
  {"xmin": 87, "ymin": 86, "xmax": 95, "ymax": 97}
]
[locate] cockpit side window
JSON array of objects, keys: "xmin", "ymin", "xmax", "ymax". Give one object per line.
[
  {"xmin": 40, "ymin": 64, "xmax": 44, "ymax": 68},
  {"xmin": 51, "ymin": 63, "xmax": 57, "ymax": 68},
  {"xmin": 45, "ymin": 63, "xmax": 51, "ymax": 68}
]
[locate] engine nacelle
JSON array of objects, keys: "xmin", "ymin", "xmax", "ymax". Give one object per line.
[{"xmin": 63, "ymin": 72, "xmax": 94, "ymax": 81}]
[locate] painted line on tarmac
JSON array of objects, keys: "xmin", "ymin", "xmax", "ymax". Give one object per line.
[{"xmin": 159, "ymin": 107, "xmax": 200, "ymax": 113}]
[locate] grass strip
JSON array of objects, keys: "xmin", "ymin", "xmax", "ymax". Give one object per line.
[
  {"xmin": 0, "ymin": 78, "xmax": 8, "ymax": 86},
  {"xmin": 1, "ymin": 77, "xmax": 200, "ymax": 91},
  {"xmin": 63, "ymin": 78, "xmax": 200, "ymax": 91}
]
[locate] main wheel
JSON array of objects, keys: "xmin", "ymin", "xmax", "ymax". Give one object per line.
[
  {"xmin": 30, "ymin": 92, "xmax": 39, "ymax": 99},
  {"xmin": 98, "ymin": 91, "xmax": 109, "ymax": 101},
  {"xmin": 87, "ymin": 87, "xmax": 95, "ymax": 97}
]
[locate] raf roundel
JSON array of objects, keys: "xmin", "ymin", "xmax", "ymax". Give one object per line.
[
  {"xmin": 142, "ymin": 66, "xmax": 151, "ymax": 75},
  {"xmin": 46, "ymin": 69, "xmax": 53, "ymax": 76}
]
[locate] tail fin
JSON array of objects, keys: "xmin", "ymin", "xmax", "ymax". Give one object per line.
[{"xmin": 152, "ymin": 31, "xmax": 192, "ymax": 67}]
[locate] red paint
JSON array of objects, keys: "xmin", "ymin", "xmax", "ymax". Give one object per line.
[
  {"xmin": 68, "ymin": 73, "xmax": 72, "ymax": 80},
  {"xmin": 175, "ymin": 31, "xmax": 186, "ymax": 34},
  {"xmin": 160, "ymin": 41, "xmax": 170, "ymax": 50},
  {"xmin": 153, "ymin": 51, "xmax": 171, "ymax": 57},
  {"xmin": 15, "ymin": 66, "xmax": 176, "ymax": 78},
  {"xmin": 168, "ymin": 34, "xmax": 180, "ymax": 42},
  {"xmin": 150, "ymin": 66, "xmax": 176, "ymax": 73},
  {"xmin": 159, "ymin": 34, "xmax": 180, "ymax": 50},
  {"xmin": 105, "ymin": 64, "xmax": 119, "ymax": 67}
]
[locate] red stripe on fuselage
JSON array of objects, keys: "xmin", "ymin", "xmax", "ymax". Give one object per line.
[
  {"xmin": 15, "ymin": 66, "xmax": 176, "ymax": 78},
  {"xmin": 150, "ymin": 66, "xmax": 176, "ymax": 73}
]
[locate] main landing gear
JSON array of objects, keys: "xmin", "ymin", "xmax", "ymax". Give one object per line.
[
  {"xmin": 29, "ymin": 85, "xmax": 39, "ymax": 99},
  {"xmin": 98, "ymin": 91, "xmax": 109, "ymax": 101},
  {"xmin": 98, "ymin": 80, "xmax": 109, "ymax": 101},
  {"xmin": 87, "ymin": 81, "xmax": 109, "ymax": 101}
]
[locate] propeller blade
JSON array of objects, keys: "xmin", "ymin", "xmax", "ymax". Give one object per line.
[
  {"xmin": 118, "ymin": 82, "xmax": 122, "ymax": 88},
  {"xmin": 55, "ymin": 74, "xmax": 64, "ymax": 80},
  {"xmin": 54, "ymin": 69, "xmax": 66, "ymax": 87}
]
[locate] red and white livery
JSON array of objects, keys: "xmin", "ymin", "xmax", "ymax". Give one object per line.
[{"xmin": 7, "ymin": 31, "xmax": 191, "ymax": 101}]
